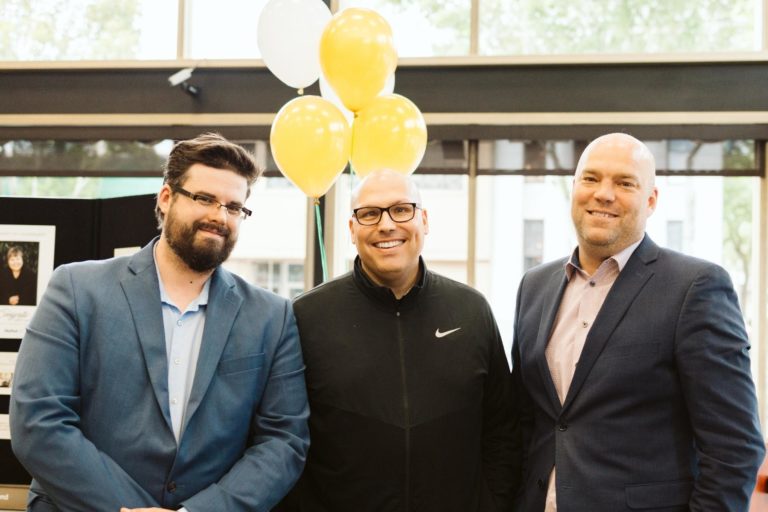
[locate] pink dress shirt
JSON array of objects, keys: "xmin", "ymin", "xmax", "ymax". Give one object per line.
[{"xmin": 543, "ymin": 240, "xmax": 642, "ymax": 511}]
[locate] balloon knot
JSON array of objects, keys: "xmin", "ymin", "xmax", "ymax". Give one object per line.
[{"xmin": 298, "ymin": 88, "xmax": 304, "ymax": 95}]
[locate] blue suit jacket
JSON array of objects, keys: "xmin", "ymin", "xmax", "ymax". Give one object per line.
[
  {"xmin": 512, "ymin": 236, "xmax": 764, "ymax": 511},
  {"xmin": 10, "ymin": 240, "xmax": 310, "ymax": 512}
]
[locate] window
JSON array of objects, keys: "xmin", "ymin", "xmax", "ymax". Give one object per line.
[
  {"xmin": 0, "ymin": 0, "xmax": 762, "ymax": 62},
  {"xmin": 0, "ymin": 139, "xmax": 171, "ymax": 198},
  {"xmin": 0, "ymin": 140, "xmax": 172, "ymax": 174},
  {"xmin": 224, "ymin": 260, "xmax": 305, "ymax": 298},
  {"xmin": 185, "ymin": 0, "xmax": 268, "ymax": 59},
  {"xmin": 337, "ymin": 0, "xmax": 470, "ymax": 56},
  {"xmin": 0, "ymin": 0, "xmax": 176, "ymax": 60},
  {"xmin": 479, "ymin": 140, "xmax": 578, "ymax": 174},
  {"xmin": 478, "ymin": 0, "xmax": 759, "ymax": 55},
  {"xmin": 523, "ymin": 219, "xmax": 544, "ymax": 271},
  {"xmin": 666, "ymin": 220, "xmax": 683, "ymax": 252}
]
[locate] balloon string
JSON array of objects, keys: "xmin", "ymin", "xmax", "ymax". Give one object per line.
[{"xmin": 314, "ymin": 199, "xmax": 328, "ymax": 282}]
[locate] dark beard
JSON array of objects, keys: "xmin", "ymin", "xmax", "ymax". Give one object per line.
[{"xmin": 164, "ymin": 217, "xmax": 236, "ymax": 273}]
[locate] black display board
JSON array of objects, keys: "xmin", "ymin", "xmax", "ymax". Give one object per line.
[{"xmin": 0, "ymin": 194, "xmax": 158, "ymax": 487}]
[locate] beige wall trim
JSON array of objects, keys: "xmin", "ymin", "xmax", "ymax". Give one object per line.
[
  {"xmin": 2, "ymin": 52, "xmax": 768, "ymax": 71},
  {"xmin": 2, "ymin": 111, "xmax": 768, "ymax": 128},
  {"xmin": 424, "ymin": 112, "xmax": 768, "ymax": 125}
]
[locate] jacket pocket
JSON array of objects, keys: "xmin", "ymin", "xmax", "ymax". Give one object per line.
[
  {"xmin": 217, "ymin": 353, "xmax": 265, "ymax": 375},
  {"xmin": 625, "ymin": 479, "xmax": 693, "ymax": 509}
]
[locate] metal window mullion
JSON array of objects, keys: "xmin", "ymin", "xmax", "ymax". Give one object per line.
[
  {"xmin": 304, "ymin": 196, "xmax": 316, "ymax": 292},
  {"xmin": 470, "ymin": 0, "xmax": 480, "ymax": 55},
  {"xmin": 756, "ymin": 141, "xmax": 768, "ymax": 428},
  {"xmin": 763, "ymin": 0, "xmax": 768, "ymax": 51},
  {"xmin": 323, "ymin": 181, "xmax": 338, "ymax": 278},
  {"xmin": 467, "ymin": 140, "xmax": 478, "ymax": 287},
  {"xmin": 176, "ymin": 0, "xmax": 187, "ymax": 60}
]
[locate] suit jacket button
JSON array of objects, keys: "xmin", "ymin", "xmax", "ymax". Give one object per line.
[
  {"xmin": 558, "ymin": 423, "xmax": 568, "ymax": 431},
  {"xmin": 537, "ymin": 478, "xmax": 546, "ymax": 490},
  {"xmin": 167, "ymin": 481, "xmax": 177, "ymax": 493}
]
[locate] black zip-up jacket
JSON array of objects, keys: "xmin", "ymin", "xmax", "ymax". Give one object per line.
[{"xmin": 277, "ymin": 257, "xmax": 519, "ymax": 511}]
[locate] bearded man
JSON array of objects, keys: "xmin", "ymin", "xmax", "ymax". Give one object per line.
[{"xmin": 10, "ymin": 133, "xmax": 309, "ymax": 512}]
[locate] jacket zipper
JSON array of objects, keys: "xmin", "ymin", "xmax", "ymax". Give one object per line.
[{"xmin": 396, "ymin": 309, "xmax": 411, "ymax": 511}]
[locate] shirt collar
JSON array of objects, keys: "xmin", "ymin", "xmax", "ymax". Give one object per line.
[
  {"xmin": 353, "ymin": 256, "xmax": 427, "ymax": 310},
  {"xmin": 153, "ymin": 241, "xmax": 211, "ymax": 312},
  {"xmin": 565, "ymin": 237, "xmax": 644, "ymax": 280}
]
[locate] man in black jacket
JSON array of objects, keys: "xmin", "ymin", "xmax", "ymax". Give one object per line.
[{"xmin": 277, "ymin": 169, "xmax": 518, "ymax": 512}]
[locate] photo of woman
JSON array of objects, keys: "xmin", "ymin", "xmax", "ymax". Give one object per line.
[{"xmin": 0, "ymin": 243, "xmax": 39, "ymax": 306}]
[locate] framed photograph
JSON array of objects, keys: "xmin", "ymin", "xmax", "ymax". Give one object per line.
[
  {"xmin": 0, "ymin": 225, "xmax": 56, "ymax": 339},
  {"xmin": 0, "ymin": 352, "xmax": 16, "ymax": 396}
]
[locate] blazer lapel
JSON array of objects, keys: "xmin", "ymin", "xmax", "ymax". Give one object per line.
[
  {"xmin": 561, "ymin": 237, "xmax": 659, "ymax": 413},
  {"xmin": 534, "ymin": 265, "xmax": 569, "ymax": 414},
  {"xmin": 121, "ymin": 241, "xmax": 174, "ymax": 433},
  {"xmin": 183, "ymin": 267, "xmax": 243, "ymax": 432}
]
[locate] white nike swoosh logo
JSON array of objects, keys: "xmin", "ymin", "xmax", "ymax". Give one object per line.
[{"xmin": 435, "ymin": 327, "xmax": 461, "ymax": 338}]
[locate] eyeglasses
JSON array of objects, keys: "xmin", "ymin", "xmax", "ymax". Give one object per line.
[
  {"xmin": 352, "ymin": 203, "xmax": 420, "ymax": 226},
  {"xmin": 171, "ymin": 185, "xmax": 252, "ymax": 220}
]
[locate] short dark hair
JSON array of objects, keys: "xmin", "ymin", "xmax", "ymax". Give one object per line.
[{"xmin": 155, "ymin": 133, "xmax": 262, "ymax": 226}]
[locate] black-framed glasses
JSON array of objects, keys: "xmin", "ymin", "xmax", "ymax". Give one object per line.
[
  {"xmin": 171, "ymin": 185, "xmax": 252, "ymax": 220},
  {"xmin": 352, "ymin": 203, "xmax": 420, "ymax": 226}
]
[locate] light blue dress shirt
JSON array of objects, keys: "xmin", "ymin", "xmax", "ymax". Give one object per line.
[{"xmin": 154, "ymin": 253, "xmax": 211, "ymax": 443}]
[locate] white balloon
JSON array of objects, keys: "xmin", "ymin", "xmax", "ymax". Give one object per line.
[
  {"xmin": 382, "ymin": 72, "xmax": 396, "ymax": 95},
  {"xmin": 319, "ymin": 73, "xmax": 353, "ymax": 125},
  {"xmin": 257, "ymin": 0, "xmax": 332, "ymax": 89},
  {"xmin": 319, "ymin": 71, "xmax": 395, "ymax": 125}
]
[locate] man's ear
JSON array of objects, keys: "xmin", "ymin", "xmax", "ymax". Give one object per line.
[
  {"xmin": 349, "ymin": 217, "xmax": 357, "ymax": 245},
  {"xmin": 157, "ymin": 184, "xmax": 172, "ymax": 216},
  {"xmin": 421, "ymin": 208, "xmax": 429, "ymax": 235},
  {"xmin": 647, "ymin": 187, "xmax": 659, "ymax": 216}
]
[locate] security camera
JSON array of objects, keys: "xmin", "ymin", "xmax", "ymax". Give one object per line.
[
  {"xmin": 168, "ymin": 67, "xmax": 194, "ymax": 87},
  {"xmin": 168, "ymin": 67, "xmax": 201, "ymax": 97}
]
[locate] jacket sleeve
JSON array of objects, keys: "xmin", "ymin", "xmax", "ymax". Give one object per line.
[
  {"xmin": 510, "ymin": 274, "xmax": 534, "ymax": 503},
  {"xmin": 675, "ymin": 264, "xmax": 765, "ymax": 511},
  {"xmin": 481, "ymin": 300, "xmax": 521, "ymax": 511},
  {"xmin": 181, "ymin": 300, "xmax": 310, "ymax": 512},
  {"xmin": 10, "ymin": 265, "xmax": 159, "ymax": 511}
]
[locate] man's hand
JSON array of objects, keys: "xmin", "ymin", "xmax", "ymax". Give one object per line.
[
  {"xmin": 120, "ymin": 508, "xmax": 175, "ymax": 512},
  {"xmin": 8, "ymin": 294, "xmax": 19, "ymax": 305}
]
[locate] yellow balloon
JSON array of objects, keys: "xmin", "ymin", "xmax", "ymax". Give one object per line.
[
  {"xmin": 320, "ymin": 8, "xmax": 397, "ymax": 112},
  {"xmin": 270, "ymin": 95, "xmax": 351, "ymax": 198},
  {"xmin": 350, "ymin": 94, "xmax": 427, "ymax": 177}
]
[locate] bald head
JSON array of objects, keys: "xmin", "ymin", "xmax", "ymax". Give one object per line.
[
  {"xmin": 351, "ymin": 169, "xmax": 422, "ymax": 210},
  {"xmin": 576, "ymin": 133, "xmax": 656, "ymax": 189}
]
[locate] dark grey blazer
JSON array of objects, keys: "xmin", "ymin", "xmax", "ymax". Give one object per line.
[{"xmin": 512, "ymin": 235, "xmax": 764, "ymax": 511}]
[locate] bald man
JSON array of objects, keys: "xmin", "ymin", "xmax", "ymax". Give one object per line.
[
  {"xmin": 512, "ymin": 133, "xmax": 764, "ymax": 511},
  {"xmin": 276, "ymin": 170, "xmax": 519, "ymax": 511}
]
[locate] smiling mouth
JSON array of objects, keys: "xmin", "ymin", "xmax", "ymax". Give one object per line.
[
  {"xmin": 588, "ymin": 210, "xmax": 618, "ymax": 219},
  {"xmin": 195, "ymin": 221, "xmax": 229, "ymax": 238},
  {"xmin": 374, "ymin": 240, "xmax": 404, "ymax": 249}
]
